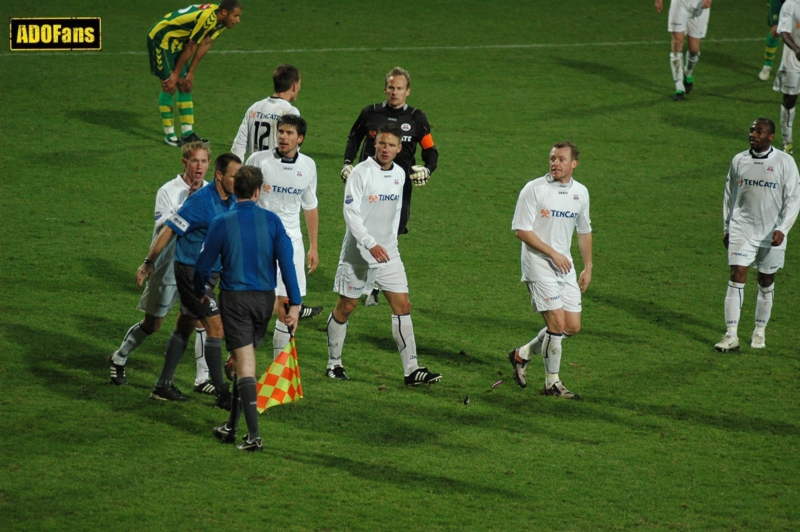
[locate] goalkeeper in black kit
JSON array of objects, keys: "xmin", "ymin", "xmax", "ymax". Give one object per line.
[{"xmin": 342, "ymin": 67, "xmax": 439, "ymax": 237}]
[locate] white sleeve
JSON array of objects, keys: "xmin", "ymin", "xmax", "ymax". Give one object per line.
[
  {"xmin": 511, "ymin": 183, "xmax": 537, "ymax": 231},
  {"xmin": 723, "ymin": 158, "xmax": 739, "ymax": 233},
  {"xmin": 154, "ymin": 186, "xmax": 175, "ymax": 230},
  {"xmin": 778, "ymin": 1, "xmax": 794, "ymax": 35},
  {"xmin": 576, "ymin": 195, "xmax": 592, "ymax": 234},
  {"xmin": 231, "ymin": 111, "xmax": 250, "ymax": 161},
  {"xmin": 301, "ymin": 160, "xmax": 318, "ymax": 210},
  {"xmin": 343, "ymin": 167, "xmax": 377, "ymax": 250},
  {"xmin": 777, "ymin": 157, "xmax": 800, "ymax": 235}
]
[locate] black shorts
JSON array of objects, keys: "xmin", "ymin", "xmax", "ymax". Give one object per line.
[
  {"xmin": 219, "ymin": 290, "xmax": 276, "ymax": 351},
  {"xmin": 174, "ymin": 262, "xmax": 220, "ymax": 320}
]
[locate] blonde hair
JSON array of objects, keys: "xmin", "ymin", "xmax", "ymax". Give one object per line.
[{"xmin": 385, "ymin": 66, "xmax": 411, "ymax": 89}]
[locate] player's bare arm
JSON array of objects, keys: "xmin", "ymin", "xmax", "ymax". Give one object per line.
[
  {"xmin": 369, "ymin": 244, "xmax": 390, "ymax": 263},
  {"xmin": 702, "ymin": 0, "xmax": 712, "ymax": 9},
  {"xmin": 577, "ymin": 232, "xmax": 593, "ymax": 294},
  {"xmin": 515, "ymin": 229, "xmax": 572, "ymax": 274},
  {"xmin": 304, "ymin": 207, "xmax": 319, "ymax": 273},
  {"xmin": 654, "ymin": 0, "xmax": 663, "ymax": 14},
  {"xmin": 723, "ymin": 233, "xmax": 730, "ymax": 249},
  {"xmin": 163, "ymin": 41, "xmax": 198, "ymax": 92},
  {"xmin": 184, "ymin": 37, "xmax": 214, "ymax": 84},
  {"xmin": 135, "ymin": 226, "xmax": 175, "ymax": 286},
  {"xmin": 780, "ymin": 31, "xmax": 800, "ymax": 60}
]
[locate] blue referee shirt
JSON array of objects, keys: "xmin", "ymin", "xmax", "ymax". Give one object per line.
[
  {"xmin": 193, "ymin": 200, "xmax": 302, "ymax": 305},
  {"xmin": 166, "ymin": 180, "xmax": 235, "ymax": 268}
]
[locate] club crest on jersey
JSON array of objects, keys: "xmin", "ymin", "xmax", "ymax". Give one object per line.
[
  {"xmin": 401, "ymin": 123, "xmax": 411, "ymax": 131},
  {"xmin": 574, "ymin": 195, "xmax": 579, "ymax": 200},
  {"xmin": 345, "ymin": 194, "xmax": 353, "ymax": 205},
  {"xmin": 297, "ymin": 171, "xmax": 303, "ymax": 177},
  {"xmin": 767, "ymin": 166, "xmax": 774, "ymax": 172},
  {"xmin": 395, "ymin": 179, "xmax": 399, "ymax": 185},
  {"xmin": 262, "ymin": 184, "xmax": 272, "ymax": 193}
]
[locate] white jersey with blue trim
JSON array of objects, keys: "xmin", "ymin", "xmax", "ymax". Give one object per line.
[
  {"xmin": 248, "ymin": 149, "xmax": 318, "ymax": 242},
  {"xmin": 339, "ymin": 157, "xmax": 404, "ymax": 268},
  {"xmin": 231, "ymin": 97, "xmax": 300, "ymax": 161},
  {"xmin": 150, "ymin": 174, "xmax": 201, "ymax": 286},
  {"xmin": 512, "ymin": 174, "xmax": 591, "ymax": 282},
  {"xmin": 724, "ymin": 146, "xmax": 800, "ymax": 250}
]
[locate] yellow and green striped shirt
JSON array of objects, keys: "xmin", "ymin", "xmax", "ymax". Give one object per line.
[{"xmin": 148, "ymin": 4, "xmax": 226, "ymax": 54}]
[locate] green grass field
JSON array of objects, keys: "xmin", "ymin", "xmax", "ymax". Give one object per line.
[{"xmin": 2, "ymin": 1, "xmax": 799, "ymax": 530}]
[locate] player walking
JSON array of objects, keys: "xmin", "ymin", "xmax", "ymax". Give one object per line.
[
  {"xmin": 246, "ymin": 115, "xmax": 322, "ymax": 355},
  {"xmin": 327, "ymin": 124, "xmax": 442, "ymax": 386},
  {"xmin": 759, "ymin": 0, "xmax": 786, "ymax": 81},
  {"xmin": 231, "ymin": 64, "xmax": 301, "ymax": 161},
  {"xmin": 715, "ymin": 118, "xmax": 799, "ymax": 352},
  {"xmin": 654, "ymin": 0, "xmax": 712, "ymax": 101},
  {"xmin": 147, "ymin": 1, "xmax": 242, "ymax": 146},
  {"xmin": 774, "ymin": 0, "xmax": 800, "ymax": 154},
  {"xmin": 508, "ymin": 142, "xmax": 593, "ymax": 400},
  {"xmin": 108, "ymin": 144, "xmax": 213, "ymax": 394}
]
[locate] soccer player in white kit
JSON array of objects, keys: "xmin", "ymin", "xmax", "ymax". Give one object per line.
[
  {"xmin": 654, "ymin": 0, "xmax": 712, "ymax": 101},
  {"xmin": 108, "ymin": 141, "xmax": 214, "ymax": 393},
  {"xmin": 246, "ymin": 114, "xmax": 321, "ymax": 357},
  {"xmin": 326, "ymin": 123, "xmax": 442, "ymax": 386},
  {"xmin": 773, "ymin": 0, "xmax": 800, "ymax": 154},
  {"xmin": 714, "ymin": 118, "xmax": 800, "ymax": 352},
  {"xmin": 508, "ymin": 142, "xmax": 593, "ymax": 399},
  {"xmin": 231, "ymin": 64, "xmax": 301, "ymax": 161}
]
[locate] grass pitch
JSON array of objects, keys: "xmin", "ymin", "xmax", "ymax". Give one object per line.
[{"xmin": 1, "ymin": 1, "xmax": 799, "ymax": 530}]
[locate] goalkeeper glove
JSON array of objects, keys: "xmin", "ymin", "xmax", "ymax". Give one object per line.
[
  {"xmin": 410, "ymin": 165, "xmax": 430, "ymax": 186},
  {"xmin": 341, "ymin": 163, "xmax": 354, "ymax": 183}
]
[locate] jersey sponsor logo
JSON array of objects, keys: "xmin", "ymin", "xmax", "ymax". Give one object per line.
[
  {"xmin": 345, "ymin": 194, "xmax": 354, "ymax": 205},
  {"xmin": 253, "ymin": 111, "xmax": 281, "ymax": 120},
  {"xmin": 544, "ymin": 295, "xmax": 561, "ymax": 302},
  {"xmin": 170, "ymin": 213, "xmax": 190, "ymax": 232},
  {"xmin": 262, "ymin": 184, "xmax": 272, "ymax": 193},
  {"xmin": 369, "ymin": 130, "xmax": 377, "ymax": 138},
  {"xmin": 730, "ymin": 251, "xmax": 748, "ymax": 257},
  {"xmin": 558, "ymin": 191, "xmax": 567, "ymax": 195},
  {"xmin": 348, "ymin": 284, "xmax": 365, "ymax": 291},
  {"xmin": 738, "ymin": 178, "xmax": 778, "ymax": 189},
  {"xmin": 401, "ymin": 123, "xmax": 411, "ymax": 131},
  {"xmin": 369, "ymin": 195, "xmax": 378, "ymax": 203},
  {"xmin": 377, "ymin": 194, "xmax": 399, "ymax": 201},
  {"xmin": 541, "ymin": 209, "xmax": 579, "ymax": 219},
  {"xmin": 270, "ymin": 185, "xmax": 304, "ymax": 195}
]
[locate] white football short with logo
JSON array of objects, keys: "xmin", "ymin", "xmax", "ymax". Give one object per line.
[
  {"xmin": 668, "ymin": 0, "xmax": 709, "ymax": 38},
  {"xmin": 727, "ymin": 241, "xmax": 785, "ymax": 273},
  {"xmin": 333, "ymin": 258, "xmax": 409, "ymax": 299},
  {"xmin": 276, "ymin": 236, "xmax": 307, "ymax": 298},
  {"xmin": 773, "ymin": 69, "xmax": 800, "ymax": 95},
  {"xmin": 527, "ymin": 277, "xmax": 582, "ymax": 313}
]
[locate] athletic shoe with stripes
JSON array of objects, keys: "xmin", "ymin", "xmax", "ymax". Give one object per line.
[
  {"xmin": 193, "ymin": 379, "xmax": 216, "ymax": 395},
  {"xmin": 150, "ymin": 383, "xmax": 188, "ymax": 402},
  {"xmin": 541, "ymin": 380, "xmax": 580, "ymax": 400},
  {"xmin": 326, "ymin": 366, "xmax": 349, "ymax": 380},
  {"xmin": 108, "ymin": 353, "xmax": 127, "ymax": 386},
  {"xmin": 237, "ymin": 436, "xmax": 263, "ymax": 452},
  {"xmin": 404, "ymin": 367, "xmax": 442, "ymax": 386},
  {"xmin": 212, "ymin": 424, "xmax": 237, "ymax": 444},
  {"xmin": 507, "ymin": 348, "xmax": 528, "ymax": 388},
  {"xmin": 299, "ymin": 304, "xmax": 323, "ymax": 320}
]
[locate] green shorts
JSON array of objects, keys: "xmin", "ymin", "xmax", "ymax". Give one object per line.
[
  {"xmin": 147, "ymin": 38, "xmax": 188, "ymax": 81},
  {"xmin": 769, "ymin": 0, "xmax": 785, "ymax": 27}
]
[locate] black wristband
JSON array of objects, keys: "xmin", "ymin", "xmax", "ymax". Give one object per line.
[{"xmin": 143, "ymin": 258, "xmax": 155, "ymax": 266}]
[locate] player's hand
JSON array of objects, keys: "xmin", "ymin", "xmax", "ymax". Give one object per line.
[
  {"xmin": 135, "ymin": 262, "xmax": 155, "ymax": 287},
  {"xmin": 162, "ymin": 72, "xmax": 179, "ymax": 93},
  {"xmin": 410, "ymin": 165, "xmax": 430, "ymax": 187},
  {"xmin": 177, "ymin": 73, "xmax": 194, "ymax": 93},
  {"xmin": 654, "ymin": 0, "xmax": 663, "ymax": 14},
  {"xmin": 701, "ymin": 0, "xmax": 711, "ymax": 9},
  {"xmin": 200, "ymin": 295, "xmax": 211, "ymax": 305},
  {"xmin": 307, "ymin": 248, "xmax": 319, "ymax": 274},
  {"xmin": 369, "ymin": 244, "xmax": 390, "ymax": 263},
  {"xmin": 578, "ymin": 268, "xmax": 592, "ymax": 294},
  {"xmin": 189, "ymin": 178, "xmax": 204, "ymax": 196},
  {"xmin": 723, "ymin": 233, "xmax": 729, "ymax": 249},
  {"xmin": 550, "ymin": 252, "xmax": 573, "ymax": 274},
  {"xmin": 284, "ymin": 305, "xmax": 301, "ymax": 330},
  {"xmin": 772, "ymin": 230, "xmax": 785, "ymax": 246},
  {"xmin": 341, "ymin": 164, "xmax": 354, "ymax": 183}
]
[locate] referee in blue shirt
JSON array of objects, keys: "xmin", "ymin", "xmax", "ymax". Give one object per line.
[{"xmin": 194, "ymin": 165, "xmax": 301, "ymax": 452}]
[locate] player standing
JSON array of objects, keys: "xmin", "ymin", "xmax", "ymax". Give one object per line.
[
  {"xmin": 654, "ymin": 0, "xmax": 712, "ymax": 101},
  {"xmin": 714, "ymin": 118, "xmax": 799, "ymax": 352},
  {"xmin": 147, "ymin": 1, "xmax": 242, "ymax": 146},
  {"xmin": 327, "ymin": 124, "xmax": 442, "ymax": 386},
  {"xmin": 194, "ymin": 166, "xmax": 301, "ymax": 452},
  {"xmin": 135, "ymin": 151, "xmax": 242, "ymax": 406},
  {"xmin": 759, "ymin": 0, "xmax": 786, "ymax": 81},
  {"xmin": 108, "ymin": 143, "xmax": 215, "ymax": 395},
  {"xmin": 246, "ymin": 115, "xmax": 322, "ymax": 355},
  {"xmin": 774, "ymin": 0, "xmax": 800, "ymax": 154},
  {"xmin": 508, "ymin": 142, "xmax": 593, "ymax": 400},
  {"xmin": 231, "ymin": 64, "xmax": 301, "ymax": 161}
]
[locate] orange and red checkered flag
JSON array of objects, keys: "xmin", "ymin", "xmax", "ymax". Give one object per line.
[{"xmin": 256, "ymin": 336, "xmax": 303, "ymax": 413}]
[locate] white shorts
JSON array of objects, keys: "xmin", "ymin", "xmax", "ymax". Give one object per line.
[
  {"xmin": 727, "ymin": 241, "xmax": 785, "ymax": 273},
  {"xmin": 773, "ymin": 69, "xmax": 800, "ymax": 95},
  {"xmin": 333, "ymin": 258, "xmax": 409, "ymax": 299},
  {"xmin": 527, "ymin": 279, "xmax": 582, "ymax": 313},
  {"xmin": 276, "ymin": 237, "xmax": 307, "ymax": 298},
  {"xmin": 668, "ymin": 0, "xmax": 710, "ymax": 38},
  {"xmin": 137, "ymin": 281, "xmax": 179, "ymax": 318}
]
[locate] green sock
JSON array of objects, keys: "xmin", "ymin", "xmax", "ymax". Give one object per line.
[
  {"xmin": 176, "ymin": 90, "xmax": 194, "ymax": 137},
  {"xmin": 765, "ymin": 32, "xmax": 781, "ymax": 66},
  {"xmin": 158, "ymin": 92, "xmax": 175, "ymax": 138}
]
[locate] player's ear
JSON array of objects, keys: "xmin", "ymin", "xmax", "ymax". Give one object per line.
[{"xmin": 297, "ymin": 134, "xmax": 305, "ymax": 146}]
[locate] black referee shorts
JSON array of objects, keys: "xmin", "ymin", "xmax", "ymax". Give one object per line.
[
  {"xmin": 174, "ymin": 262, "xmax": 220, "ymax": 320},
  {"xmin": 219, "ymin": 290, "xmax": 276, "ymax": 351}
]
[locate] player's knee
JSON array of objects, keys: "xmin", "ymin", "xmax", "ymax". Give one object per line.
[
  {"xmin": 729, "ymin": 267, "xmax": 748, "ymax": 284},
  {"xmin": 396, "ymin": 300, "xmax": 412, "ymax": 315},
  {"xmin": 671, "ymin": 33, "xmax": 684, "ymax": 52},
  {"xmin": 141, "ymin": 315, "xmax": 164, "ymax": 335},
  {"xmin": 758, "ymin": 274, "xmax": 775, "ymax": 288},
  {"xmin": 784, "ymin": 94, "xmax": 797, "ymax": 110},
  {"xmin": 203, "ymin": 318, "xmax": 224, "ymax": 338},
  {"xmin": 565, "ymin": 323, "xmax": 581, "ymax": 336}
]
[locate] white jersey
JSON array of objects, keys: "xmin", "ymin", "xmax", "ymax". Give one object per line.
[
  {"xmin": 512, "ymin": 174, "xmax": 592, "ymax": 282},
  {"xmin": 151, "ymin": 175, "xmax": 200, "ymax": 285},
  {"xmin": 231, "ymin": 97, "xmax": 300, "ymax": 161},
  {"xmin": 779, "ymin": 0, "xmax": 800, "ymax": 73},
  {"xmin": 247, "ymin": 149, "xmax": 318, "ymax": 242},
  {"xmin": 724, "ymin": 146, "xmax": 800, "ymax": 250},
  {"xmin": 339, "ymin": 157, "xmax": 404, "ymax": 268}
]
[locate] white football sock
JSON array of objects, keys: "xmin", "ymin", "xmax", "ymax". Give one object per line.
[
  {"xmin": 724, "ymin": 281, "xmax": 745, "ymax": 335},
  {"xmin": 392, "ymin": 314, "xmax": 419, "ymax": 376},
  {"xmin": 545, "ymin": 372, "xmax": 560, "ymax": 387},
  {"xmin": 781, "ymin": 106, "xmax": 795, "ymax": 145},
  {"xmin": 541, "ymin": 331, "xmax": 563, "ymax": 376},
  {"xmin": 684, "ymin": 51, "xmax": 700, "ymax": 78},
  {"xmin": 113, "ymin": 322, "xmax": 150, "ymax": 365},
  {"xmin": 670, "ymin": 52, "xmax": 685, "ymax": 92},
  {"xmin": 273, "ymin": 320, "xmax": 291, "ymax": 360},
  {"xmin": 194, "ymin": 327, "xmax": 209, "ymax": 384},
  {"xmin": 755, "ymin": 284, "xmax": 774, "ymax": 330},
  {"xmin": 518, "ymin": 327, "xmax": 547, "ymax": 360},
  {"xmin": 326, "ymin": 313, "xmax": 347, "ymax": 368}
]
